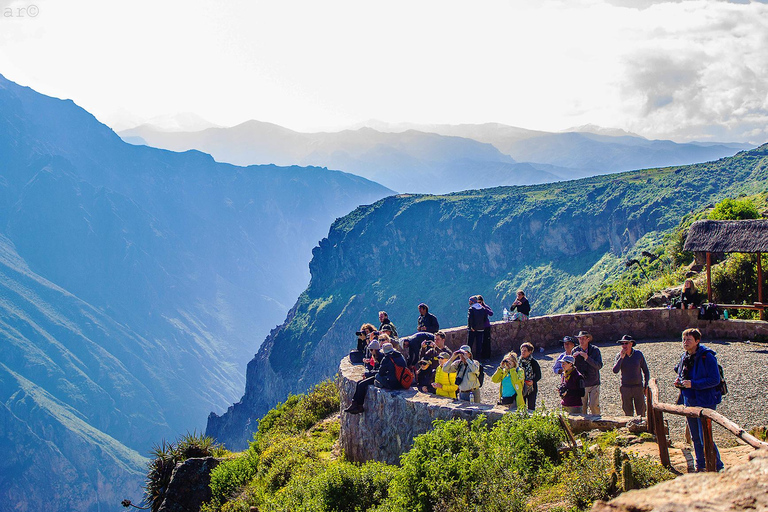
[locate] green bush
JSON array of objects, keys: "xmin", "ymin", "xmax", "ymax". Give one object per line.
[
  {"xmin": 708, "ymin": 197, "xmax": 759, "ymax": 220},
  {"xmin": 207, "ymin": 452, "xmax": 259, "ymax": 510},
  {"xmin": 624, "ymin": 454, "xmax": 674, "ymax": 489}
]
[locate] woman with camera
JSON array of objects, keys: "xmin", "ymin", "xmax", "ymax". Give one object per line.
[
  {"xmin": 442, "ymin": 345, "xmax": 481, "ymax": 403},
  {"xmin": 558, "ymin": 355, "xmax": 585, "ymax": 414},
  {"xmin": 491, "ymin": 351, "xmax": 525, "ymax": 408},
  {"xmin": 432, "ymin": 352, "xmax": 458, "ymax": 399}
]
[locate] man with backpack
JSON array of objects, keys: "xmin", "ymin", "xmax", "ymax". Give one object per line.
[
  {"xmin": 674, "ymin": 328, "xmax": 724, "ymax": 472},
  {"xmin": 467, "ymin": 296, "xmax": 489, "ymax": 358},
  {"xmin": 345, "ymin": 342, "xmax": 411, "ymax": 415},
  {"xmin": 442, "ymin": 345, "xmax": 482, "ymax": 403}
]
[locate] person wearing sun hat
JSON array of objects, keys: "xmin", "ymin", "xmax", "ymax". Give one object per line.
[
  {"xmin": 572, "ymin": 330, "xmax": 603, "ymax": 415},
  {"xmin": 553, "ymin": 336, "xmax": 577, "ymax": 375},
  {"xmin": 612, "ymin": 334, "xmax": 650, "ymax": 416}
]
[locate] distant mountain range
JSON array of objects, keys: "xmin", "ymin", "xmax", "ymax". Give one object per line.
[
  {"xmin": 0, "ymin": 75, "xmax": 391, "ymax": 511},
  {"xmin": 120, "ymin": 120, "xmax": 752, "ymax": 194},
  {"xmin": 207, "ymin": 143, "xmax": 768, "ymax": 450}
]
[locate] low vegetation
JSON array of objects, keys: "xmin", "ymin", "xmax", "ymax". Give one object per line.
[
  {"xmin": 576, "ymin": 193, "xmax": 768, "ymax": 316},
  {"xmin": 183, "ymin": 382, "xmax": 673, "ymax": 512}
]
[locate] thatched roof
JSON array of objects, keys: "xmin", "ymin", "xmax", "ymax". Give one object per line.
[{"xmin": 684, "ymin": 219, "xmax": 768, "ymax": 253}]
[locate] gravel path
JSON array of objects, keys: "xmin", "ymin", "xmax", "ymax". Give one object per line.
[{"xmin": 478, "ymin": 338, "xmax": 768, "ymax": 445}]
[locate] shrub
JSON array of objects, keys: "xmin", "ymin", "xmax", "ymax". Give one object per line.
[
  {"xmin": 624, "ymin": 453, "xmax": 674, "ymax": 489},
  {"xmin": 708, "ymin": 197, "xmax": 759, "ymax": 220},
  {"xmin": 207, "ymin": 452, "xmax": 259, "ymax": 510}
]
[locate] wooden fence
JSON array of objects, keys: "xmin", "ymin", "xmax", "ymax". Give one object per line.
[{"xmin": 646, "ymin": 378, "xmax": 768, "ymax": 471}]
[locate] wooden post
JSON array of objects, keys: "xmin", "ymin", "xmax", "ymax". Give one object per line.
[
  {"xmin": 701, "ymin": 416, "xmax": 717, "ymax": 472},
  {"xmin": 646, "ymin": 386, "xmax": 655, "ymax": 434},
  {"xmin": 706, "ymin": 252, "xmax": 713, "ymax": 302},
  {"xmin": 758, "ymin": 252, "xmax": 764, "ymax": 321},
  {"xmin": 654, "ymin": 409, "xmax": 671, "ymax": 468}
]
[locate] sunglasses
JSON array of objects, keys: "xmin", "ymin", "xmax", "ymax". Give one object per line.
[{"xmin": 621, "ymin": 342, "xmax": 632, "ymax": 345}]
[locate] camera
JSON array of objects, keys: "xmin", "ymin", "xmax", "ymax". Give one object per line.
[
  {"xmin": 355, "ymin": 331, "xmax": 364, "ymax": 336},
  {"xmin": 454, "ymin": 376, "xmax": 463, "ymax": 385}
]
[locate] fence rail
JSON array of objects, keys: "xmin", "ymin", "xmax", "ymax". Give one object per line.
[{"xmin": 646, "ymin": 378, "xmax": 768, "ymax": 471}]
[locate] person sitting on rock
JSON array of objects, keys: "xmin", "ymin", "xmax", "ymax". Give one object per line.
[
  {"xmin": 345, "ymin": 342, "xmax": 408, "ymax": 415},
  {"xmin": 378, "ymin": 311, "xmax": 398, "ymax": 338},
  {"xmin": 612, "ymin": 335, "xmax": 650, "ymax": 417},
  {"xmin": 364, "ymin": 340, "xmax": 382, "ymax": 376},
  {"xmin": 491, "ymin": 351, "xmax": 525, "ymax": 408},
  {"xmin": 356, "ymin": 323, "xmax": 376, "ymax": 353},
  {"xmin": 417, "ymin": 302, "xmax": 440, "ymax": 333},
  {"xmin": 415, "ymin": 359, "xmax": 435, "ymax": 394},
  {"xmin": 379, "ymin": 333, "xmax": 401, "ymax": 355},
  {"xmin": 432, "ymin": 352, "xmax": 458, "ymax": 399},
  {"xmin": 442, "ymin": 345, "xmax": 481, "ymax": 403},
  {"xmin": 558, "ymin": 355, "xmax": 585, "ymax": 414},
  {"xmin": 418, "ymin": 330, "xmax": 452, "ymax": 370},
  {"xmin": 509, "ymin": 290, "xmax": 531, "ymax": 321},
  {"xmin": 553, "ymin": 336, "xmax": 577, "ymax": 375}
]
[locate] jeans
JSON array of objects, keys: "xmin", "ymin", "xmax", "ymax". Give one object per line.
[
  {"xmin": 687, "ymin": 413, "xmax": 723, "ymax": 471},
  {"xmin": 481, "ymin": 328, "xmax": 492, "ymax": 359},
  {"xmin": 458, "ymin": 389, "xmax": 482, "ymax": 403},
  {"xmin": 525, "ymin": 386, "xmax": 538, "ymax": 411}
]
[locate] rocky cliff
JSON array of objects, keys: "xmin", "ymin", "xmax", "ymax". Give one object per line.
[{"xmin": 208, "ymin": 144, "xmax": 768, "ymax": 450}]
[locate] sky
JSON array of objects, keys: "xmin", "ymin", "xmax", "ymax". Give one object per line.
[{"xmin": 1, "ymin": 0, "xmax": 767, "ymax": 143}]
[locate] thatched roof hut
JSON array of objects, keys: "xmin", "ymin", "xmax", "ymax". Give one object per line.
[{"xmin": 684, "ymin": 219, "xmax": 768, "ymax": 253}]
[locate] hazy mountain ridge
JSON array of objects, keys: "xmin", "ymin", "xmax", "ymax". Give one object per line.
[
  {"xmin": 0, "ymin": 74, "xmax": 393, "ymax": 511},
  {"xmin": 123, "ymin": 119, "xmax": 752, "ymax": 197},
  {"xmin": 207, "ymin": 144, "xmax": 768, "ymax": 450}
]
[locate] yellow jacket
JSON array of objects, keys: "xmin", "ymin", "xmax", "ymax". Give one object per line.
[
  {"xmin": 491, "ymin": 366, "xmax": 525, "ymax": 409},
  {"xmin": 434, "ymin": 366, "xmax": 458, "ymax": 399}
]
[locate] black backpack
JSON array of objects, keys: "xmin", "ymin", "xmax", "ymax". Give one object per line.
[
  {"xmin": 717, "ymin": 364, "xmax": 728, "ymax": 396},
  {"xmin": 478, "ymin": 362, "xmax": 485, "ymax": 387},
  {"xmin": 698, "ymin": 303, "xmax": 720, "ymax": 321}
]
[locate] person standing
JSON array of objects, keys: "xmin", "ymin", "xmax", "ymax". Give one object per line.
[
  {"xmin": 674, "ymin": 328, "xmax": 724, "ymax": 472},
  {"xmin": 553, "ymin": 336, "xmax": 577, "ymax": 375},
  {"xmin": 417, "ymin": 303, "xmax": 440, "ymax": 333},
  {"xmin": 442, "ymin": 345, "xmax": 481, "ymax": 403},
  {"xmin": 559, "ymin": 356, "xmax": 585, "ymax": 414},
  {"xmin": 572, "ymin": 330, "xmax": 603, "ymax": 415},
  {"xmin": 477, "ymin": 295, "xmax": 494, "ymax": 360},
  {"xmin": 467, "ymin": 296, "xmax": 488, "ymax": 358},
  {"xmin": 612, "ymin": 335, "xmax": 650, "ymax": 416},
  {"xmin": 491, "ymin": 351, "xmax": 525, "ymax": 409},
  {"xmin": 518, "ymin": 342, "xmax": 541, "ymax": 410}
]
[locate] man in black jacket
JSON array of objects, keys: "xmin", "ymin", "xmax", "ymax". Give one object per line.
[{"xmin": 417, "ymin": 303, "xmax": 440, "ymax": 333}]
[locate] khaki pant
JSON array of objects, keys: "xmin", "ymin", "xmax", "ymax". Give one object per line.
[
  {"xmin": 620, "ymin": 385, "xmax": 646, "ymax": 417},
  {"xmin": 581, "ymin": 384, "xmax": 600, "ymax": 415}
]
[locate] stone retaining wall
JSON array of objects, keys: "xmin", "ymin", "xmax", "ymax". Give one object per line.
[
  {"xmin": 339, "ymin": 309, "xmax": 768, "ymax": 465},
  {"xmin": 441, "ymin": 308, "xmax": 768, "ymax": 355}
]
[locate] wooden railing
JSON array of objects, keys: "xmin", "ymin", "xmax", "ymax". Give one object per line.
[{"xmin": 646, "ymin": 378, "xmax": 768, "ymax": 471}]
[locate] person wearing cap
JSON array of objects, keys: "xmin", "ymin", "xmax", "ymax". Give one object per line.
[
  {"xmin": 378, "ymin": 311, "xmax": 398, "ymax": 338},
  {"xmin": 467, "ymin": 296, "xmax": 489, "ymax": 358},
  {"xmin": 612, "ymin": 335, "xmax": 650, "ymax": 416},
  {"xmin": 415, "ymin": 359, "xmax": 435, "ymax": 393},
  {"xmin": 442, "ymin": 345, "xmax": 481, "ymax": 403},
  {"xmin": 432, "ymin": 351, "xmax": 459, "ymax": 399},
  {"xmin": 553, "ymin": 336, "xmax": 577, "ymax": 375},
  {"xmin": 491, "ymin": 351, "xmax": 525, "ymax": 409},
  {"xmin": 418, "ymin": 331, "xmax": 452, "ymax": 370},
  {"xmin": 558, "ymin": 355, "xmax": 585, "ymax": 414},
  {"xmin": 417, "ymin": 303, "xmax": 440, "ymax": 333},
  {"xmin": 344, "ymin": 342, "xmax": 409, "ymax": 415},
  {"xmin": 572, "ymin": 330, "xmax": 603, "ymax": 415}
]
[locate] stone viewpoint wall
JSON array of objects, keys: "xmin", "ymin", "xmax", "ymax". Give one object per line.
[{"xmin": 339, "ymin": 308, "xmax": 768, "ymax": 465}]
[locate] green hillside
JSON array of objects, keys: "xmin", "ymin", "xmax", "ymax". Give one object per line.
[{"xmin": 209, "ymin": 144, "xmax": 768, "ymax": 449}]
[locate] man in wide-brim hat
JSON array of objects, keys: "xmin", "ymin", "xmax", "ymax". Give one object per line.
[
  {"xmin": 573, "ymin": 330, "xmax": 603, "ymax": 415},
  {"xmin": 612, "ymin": 335, "xmax": 650, "ymax": 416}
]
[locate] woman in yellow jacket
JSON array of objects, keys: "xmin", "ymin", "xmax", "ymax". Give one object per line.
[
  {"xmin": 491, "ymin": 351, "xmax": 525, "ymax": 409},
  {"xmin": 431, "ymin": 352, "xmax": 459, "ymax": 399}
]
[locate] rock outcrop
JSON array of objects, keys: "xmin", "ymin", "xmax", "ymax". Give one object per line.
[
  {"xmin": 157, "ymin": 457, "xmax": 220, "ymax": 512},
  {"xmin": 592, "ymin": 449, "xmax": 768, "ymax": 512}
]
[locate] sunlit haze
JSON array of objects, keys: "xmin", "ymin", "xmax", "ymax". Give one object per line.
[{"xmin": 1, "ymin": 0, "xmax": 767, "ymax": 143}]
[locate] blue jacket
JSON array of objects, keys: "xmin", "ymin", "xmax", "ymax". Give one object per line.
[
  {"xmin": 676, "ymin": 344, "xmax": 722, "ymax": 407},
  {"xmin": 376, "ymin": 351, "xmax": 408, "ymax": 389}
]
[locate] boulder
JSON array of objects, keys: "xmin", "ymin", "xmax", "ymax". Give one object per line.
[{"xmin": 157, "ymin": 457, "xmax": 220, "ymax": 512}]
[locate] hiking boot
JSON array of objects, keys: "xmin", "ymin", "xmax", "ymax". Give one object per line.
[{"xmin": 344, "ymin": 402, "xmax": 365, "ymax": 415}]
